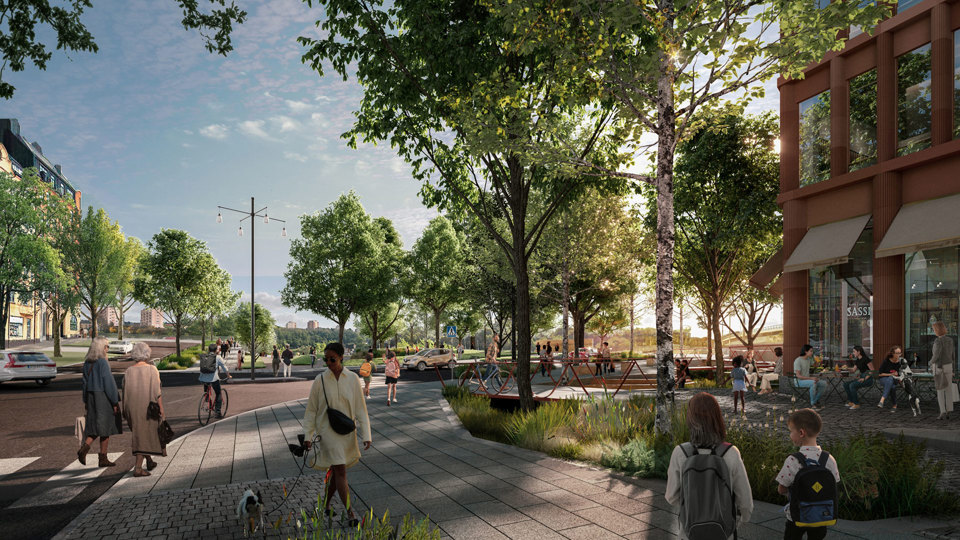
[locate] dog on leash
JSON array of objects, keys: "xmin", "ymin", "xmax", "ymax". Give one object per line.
[
  {"xmin": 895, "ymin": 360, "xmax": 922, "ymax": 416},
  {"xmin": 236, "ymin": 489, "xmax": 264, "ymax": 536}
]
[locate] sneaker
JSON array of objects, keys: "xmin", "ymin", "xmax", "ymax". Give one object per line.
[
  {"xmin": 845, "ymin": 402, "xmax": 854, "ymax": 408},
  {"xmin": 915, "ymin": 398, "xmax": 921, "ymax": 415},
  {"xmin": 813, "ymin": 403, "xmax": 824, "ymax": 410},
  {"xmin": 849, "ymin": 404, "xmax": 860, "ymax": 410},
  {"xmin": 890, "ymin": 407, "xmax": 897, "ymax": 413},
  {"xmin": 393, "ymin": 398, "xmax": 398, "ymax": 403},
  {"xmin": 877, "ymin": 401, "xmax": 884, "ymax": 409}
]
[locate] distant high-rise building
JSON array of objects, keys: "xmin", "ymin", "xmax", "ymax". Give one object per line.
[
  {"xmin": 98, "ymin": 307, "xmax": 120, "ymax": 328},
  {"xmin": 140, "ymin": 308, "xmax": 165, "ymax": 328},
  {"xmin": 285, "ymin": 321, "xmax": 297, "ymax": 329},
  {"xmin": 307, "ymin": 320, "xmax": 319, "ymax": 329}
]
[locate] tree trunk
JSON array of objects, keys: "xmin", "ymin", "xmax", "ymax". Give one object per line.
[
  {"xmin": 53, "ymin": 310, "xmax": 64, "ymax": 358},
  {"xmin": 678, "ymin": 301, "xmax": 684, "ymax": 357},
  {"xmin": 89, "ymin": 302, "xmax": 99, "ymax": 338},
  {"xmin": 561, "ymin": 272, "xmax": 570, "ymax": 359},
  {"xmin": 0, "ymin": 287, "xmax": 8, "ymax": 349},
  {"xmin": 434, "ymin": 307, "xmax": 441, "ymax": 343},
  {"xmin": 512, "ymin": 241, "xmax": 534, "ymax": 411},
  {"xmin": 175, "ymin": 314, "xmax": 182, "ymax": 356},
  {"xmin": 371, "ymin": 311, "xmax": 380, "ymax": 350},
  {"xmin": 117, "ymin": 304, "xmax": 125, "ymax": 340},
  {"xmin": 629, "ymin": 292, "xmax": 636, "ymax": 355},
  {"xmin": 713, "ymin": 302, "xmax": 724, "ymax": 381},
  {"xmin": 338, "ymin": 320, "xmax": 346, "ymax": 343},
  {"xmin": 654, "ymin": 27, "xmax": 678, "ymax": 435},
  {"xmin": 705, "ymin": 314, "xmax": 713, "ymax": 365}
]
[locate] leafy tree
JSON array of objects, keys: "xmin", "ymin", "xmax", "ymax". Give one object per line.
[
  {"xmin": 445, "ymin": 303, "xmax": 483, "ymax": 349},
  {"xmin": 354, "ymin": 216, "xmax": 405, "ymax": 349},
  {"xmin": 192, "ymin": 261, "xmax": 238, "ymax": 350},
  {"xmin": 356, "ymin": 302, "xmax": 404, "ymax": 351},
  {"xmin": 493, "ymin": 0, "xmax": 890, "ymax": 431},
  {"xmin": 36, "ymin": 188, "xmax": 82, "ymax": 357},
  {"xmin": 59, "ymin": 206, "xmax": 126, "ymax": 338},
  {"xmin": 723, "ymin": 281, "xmax": 780, "ymax": 350},
  {"xmin": 406, "ymin": 216, "xmax": 463, "ymax": 342},
  {"xmin": 134, "ymin": 229, "xmax": 218, "ymax": 356},
  {"xmin": 644, "ymin": 109, "xmax": 781, "ymax": 380},
  {"xmin": 0, "ymin": 0, "xmax": 247, "ymax": 99},
  {"xmin": 299, "ymin": 1, "xmax": 621, "ymax": 410},
  {"xmin": 282, "ymin": 192, "xmax": 398, "ymax": 342},
  {"xmin": 588, "ymin": 301, "xmax": 629, "ymax": 346},
  {"xmin": 113, "ymin": 237, "xmax": 144, "ymax": 340},
  {"xmin": 0, "ymin": 169, "xmax": 63, "ymax": 348},
  {"xmin": 234, "ymin": 302, "xmax": 276, "ymax": 356}
]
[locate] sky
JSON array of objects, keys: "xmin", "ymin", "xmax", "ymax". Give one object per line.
[{"xmin": 3, "ymin": 0, "xmax": 781, "ymax": 337}]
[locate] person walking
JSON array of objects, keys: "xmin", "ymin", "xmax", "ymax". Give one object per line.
[
  {"xmin": 665, "ymin": 392, "xmax": 753, "ymax": 539},
  {"xmin": 931, "ymin": 321, "xmax": 958, "ymax": 420},
  {"xmin": 310, "ymin": 345, "xmax": 317, "ymax": 369},
  {"xmin": 122, "ymin": 342, "xmax": 164, "ymax": 477},
  {"xmin": 759, "ymin": 347, "xmax": 784, "ymax": 395},
  {"xmin": 359, "ymin": 351, "xmax": 374, "ymax": 399},
  {"xmin": 281, "ymin": 344, "xmax": 294, "ymax": 378},
  {"xmin": 271, "ymin": 345, "xmax": 281, "ymax": 377},
  {"xmin": 843, "ymin": 345, "xmax": 874, "ymax": 409},
  {"xmin": 303, "ymin": 343, "xmax": 371, "ymax": 527},
  {"xmin": 483, "ymin": 334, "xmax": 502, "ymax": 390},
  {"xmin": 220, "ymin": 340, "xmax": 229, "ymax": 359},
  {"xmin": 78, "ymin": 337, "xmax": 121, "ymax": 467},
  {"xmin": 236, "ymin": 347, "xmax": 244, "ymax": 372},
  {"xmin": 793, "ymin": 345, "xmax": 827, "ymax": 409},
  {"xmin": 384, "ymin": 350, "xmax": 400, "ymax": 405}
]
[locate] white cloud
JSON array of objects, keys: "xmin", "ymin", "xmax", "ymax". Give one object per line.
[
  {"xmin": 199, "ymin": 124, "xmax": 229, "ymax": 139},
  {"xmin": 285, "ymin": 99, "xmax": 313, "ymax": 113},
  {"xmin": 182, "ymin": 129, "xmax": 193, "ymax": 135},
  {"xmin": 271, "ymin": 115, "xmax": 300, "ymax": 132},
  {"xmin": 283, "ymin": 151, "xmax": 308, "ymax": 162},
  {"xmin": 238, "ymin": 120, "xmax": 276, "ymax": 141}
]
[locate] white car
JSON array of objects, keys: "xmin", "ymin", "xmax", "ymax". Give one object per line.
[
  {"xmin": 0, "ymin": 351, "xmax": 57, "ymax": 386},
  {"xmin": 108, "ymin": 340, "xmax": 134, "ymax": 354}
]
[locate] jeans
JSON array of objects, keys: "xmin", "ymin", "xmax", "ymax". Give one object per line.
[
  {"xmin": 203, "ymin": 381, "xmax": 222, "ymax": 414},
  {"xmin": 881, "ymin": 376, "xmax": 898, "ymax": 405},
  {"xmin": 483, "ymin": 363, "xmax": 502, "ymax": 388},
  {"xmin": 844, "ymin": 376, "xmax": 872, "ymax": 404},
  {"xmin": 796, "ymin": 378, "xmax": 827, "ymax": 405}
]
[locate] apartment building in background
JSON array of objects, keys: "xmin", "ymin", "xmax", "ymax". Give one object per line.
[
  {"xmin": 307, "ymin": 320, "xmax": 319, "ymax": 329},
  {"xmin": 285, "ymin": 321, "xmax": 297, "ymax": 329},
  {"xmin": 754, "ymin": 0, "xmax": 960, "ymax": 372},
  {"xmin": 140, "ymin": 309, "xmax": 165, "ymax": 328}
]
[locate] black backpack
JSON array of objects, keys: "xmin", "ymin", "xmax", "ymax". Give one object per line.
[
  {"xmin": 788, "ymin": 451, "xmax": 838, "ymax": 528},
  {"xmin": 199, "ymin": 353, "xmax": 218, "ymax": 374},
  {"xmin": 679, "ymin": 442, "xmax": 737, "ymax": 540}
]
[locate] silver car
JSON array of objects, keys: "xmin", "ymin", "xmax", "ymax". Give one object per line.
[
  {"xmin": 108, "ymin": 340, "xmax": 134, "ymax": 355},
  {"xmin": 0, "ymin": 351, "xmax": 57, "ymax": 386}
]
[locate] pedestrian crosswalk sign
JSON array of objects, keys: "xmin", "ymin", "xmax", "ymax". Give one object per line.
[{"xmin": 446, "ymin": 326, "xmax": 457, "ymax": 338}]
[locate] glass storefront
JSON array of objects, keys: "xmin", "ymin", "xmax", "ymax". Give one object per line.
[
  {"xmin": 800, "ymin": 91, "xmax": 831, "ymax": 187},
  {"xmin": 809, "ymin": 220, "xmax": 874, "ymax": 363},
  {"xmin": 905, "ymin": 246, "xmax": 960, "ymax": 369},
  {"xmin": 849, "ymin": 69, "xmax": 877, "ymax": 171},
  {"xmin": 897, "ymin": 44, "xmax": 932, "ymax": 157},
  {"xmin": 8, "ymin": 316, "xmax": 23, "ymax": 338}
]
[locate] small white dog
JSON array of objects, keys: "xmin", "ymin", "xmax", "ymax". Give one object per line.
[{"xmin": 236, "ymin": 489, "xmax": 264, "ymax": 536}]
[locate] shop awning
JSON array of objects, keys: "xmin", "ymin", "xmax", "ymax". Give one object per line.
[
  {"xmin": 750, "ymin": 247, "xmax": 783, "ymax": 289},
  {"xmin": 875, "ymin": 194, "xmax": 960, "ymax": 258},
  {"xmin": 783, "ymin": 214, "xmax": 871, "ymax": 273}
]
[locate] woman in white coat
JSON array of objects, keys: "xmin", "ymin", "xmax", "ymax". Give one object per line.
[
  {"xmin": 303, "ymin": 342, "xmax": 371, "ymax": 526},
  {"xmin": 931, "ymin": 322, "xmax": 958, "ymax": 420}
]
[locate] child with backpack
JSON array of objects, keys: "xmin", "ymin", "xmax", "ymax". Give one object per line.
[
  {"xmin": 666, "ymin": 392, "xmax": 753, "ymax": 540},
  {"xmin": 776, "ymin": 408, "xmax": 840, "ymax": 540},
  {"xmin": 731, "ymin": 355, "xmax": 747, "ymax": 414}
]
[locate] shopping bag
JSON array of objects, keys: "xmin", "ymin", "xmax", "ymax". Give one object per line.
[{"xmin": 75, "ymin": 416, "xmax": 85, "ymax": 446}]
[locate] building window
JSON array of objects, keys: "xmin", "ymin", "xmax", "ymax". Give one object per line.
[
  {"xmin": 897, "ymin": 44, "xmax": 932, "ymax": 157},
  {"xmin": 850, "ymin": 69, "xmax": 877, "ymax": 171},
  {"xmin": 808, "ymin": 221, "xmax": 874, "ymax": 363},
  {"xmin": 799, "ymin": 90, "xmax": 831, "ymax": 187},
  {"xmin": 897, "ymin": 0, "xmax": 923, "ymax": 14},
  {"xmin": 905, "ymin": 246, "xmax": 959, "ymax": 369},
  {"xmin": 954, "ymin": 32, "xmax": 960, "ymax": 139},
  {"xmin": 8, "ymin": 316, "xmax": 23, "ymax": 338},
  {"xmin": 70, "ymin": 316, "xmax": 78, "ymax": 331}
]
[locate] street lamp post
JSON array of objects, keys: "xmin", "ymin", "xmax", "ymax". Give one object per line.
[{"xmin": 217, "ymin": 197, "xmax": 287, "ymax": 380}]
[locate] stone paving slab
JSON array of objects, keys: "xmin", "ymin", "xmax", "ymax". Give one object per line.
[{"xmin": 53, "ymin": 381, "xmax": 960, "ymax": 539}]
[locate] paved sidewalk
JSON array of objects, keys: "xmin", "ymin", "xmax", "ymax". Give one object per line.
[{"xmin": 55, "ymin": 382, "xmax": 960, "ymax": 539}]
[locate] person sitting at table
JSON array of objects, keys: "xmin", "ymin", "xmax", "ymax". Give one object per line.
[
  {"xmin": 758, "ymin": 347, "xmax": 783, "ymax": 395},
  {"xmin": 843, "ymin": 345, "xmax": 874, "ymax": 410},
  {"xmin": 675, "ymin": 358, "xmax": 690, "ymax": 389},
  {"xmin": 743, "ymin": 349, "xmax": 760, "ymax": 392},
  {"xmin": 877, "ymin": 345, "xmax": 903, "ymax": 412},
  {"xmin": 794, "ymin": 345, "xmax": 827, "ymax": 410}
]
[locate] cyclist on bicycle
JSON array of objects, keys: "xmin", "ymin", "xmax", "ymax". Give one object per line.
[
  {"xmin": 482, "ymin": 334, "xmax": 502, "ymax": 390},
  {"xmin": 198, "ymin": 344, "xmax": 231, "ymax": 418}
]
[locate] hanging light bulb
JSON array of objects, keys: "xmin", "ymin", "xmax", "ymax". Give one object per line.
[
  {"xmin": 281, "ymin": 227, "xmax": 287, "ymax": 238},
  {"xmin": 264, "ymin": 214, "xmax": 269, "ymax": 224},
  {"xmin": 238, "ymin": 226, "xmax": 243, "ymax": 237},
  {"xmin": 216, "ymin": 212, "xmax": 223, "ymax": 224}
]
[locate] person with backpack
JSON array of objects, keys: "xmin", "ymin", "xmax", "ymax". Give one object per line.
[
  {"xmin": 198, "ymin": 343, "xmax": 231, "ymax": 418},
  {"xmin": 281, "ymin": 344, "xmax": 294, "ymax": 378},
  {"xmin": 271, "ymin": 345, "xmax": 281, "ymax": 377},
  {"xmin": 359, "ymin": 350, "xmax": 373, "ymax": 399},
  {"xmin": 776, "ymin": 408, "xmax": 840, "ymax": 540},
  {"xmin": 665, "ymin": 392, "xmax": 753, "ymax": 540}
]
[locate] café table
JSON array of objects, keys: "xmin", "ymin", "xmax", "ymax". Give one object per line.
[{"xmin": 816, "ymin": 370, "xmax": 853, "ymax": 401}]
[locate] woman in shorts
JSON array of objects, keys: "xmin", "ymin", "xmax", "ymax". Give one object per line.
[{"xmin": 384, "ymin": 350, "xmax": 400, "ymax": 406}]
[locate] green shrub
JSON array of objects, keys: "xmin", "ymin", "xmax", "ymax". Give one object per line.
[
  {"xmin": 447, "ymin": 393, "xmax": 510, "ymax": 443},
  {"xmin": 547, "ymin": 442, "xmax": 583, "ymax": 460},
  {"xmin": 442, "ymin": 384, "xmax": 470, "ymax": 402},
  {"xmin": 506, "ymin": 400, "xmax": 577, "ymax": 452},
  {"xmin": 166, "ymin": 355, "xmax": 195, "ymax": 368},
  {"xmin": 155, "ymin": 359, "xmax": 170, "ymax": 370},
  {"xmin": 601, "ymin": 438, "xmax": 658, "ymax": 477},
  {"xmin": 574, "ymin": 396, "xmax": 652, "ymax": 444},
  {"xmin": 690, "ymin": 378, "xmax": 717, "ymax": 388},
  {"xmin": 293, "ymin": 508, "xmax": 441, "ymax": 539}
]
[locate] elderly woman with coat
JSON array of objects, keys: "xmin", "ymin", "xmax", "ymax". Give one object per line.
[
  {"xmin": 122, "ymin": 342, "xmax": 165, "ymax": 476},
  {"xmin": 931, "ymin": 321, "xmax": 959, "ymax": 421},
  {"xmin": 78, "ymin": 337, "xmax": 121, "ymax": 467}
]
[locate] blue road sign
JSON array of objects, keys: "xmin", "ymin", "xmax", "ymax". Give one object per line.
[{"xmin": 445, "ymin": 325, "xmax": 457, "ymax": 338}]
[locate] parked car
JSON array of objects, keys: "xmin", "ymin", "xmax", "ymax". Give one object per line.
[
  {"xmin": 0, "ymin": 351, "xmax": 56, "ymax": 386},
  {"xmin": 108, "ymin": 340, "xmax": 134, "ymax": 355},
  {"xmin": 403, "ymin": 348, "xmax": 455, "ymax": 371},
  {"xmin": 571, "ymin": 347, "xmax": 597, "ymax": 359}
]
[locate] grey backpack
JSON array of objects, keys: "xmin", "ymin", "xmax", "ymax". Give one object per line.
[
  {"xmin": 679, "ymin": 442, "xmax": 737, "ymax": 540},
  {"xmin": 199, "ymin": 353, "xmax": 218, "ymax": 374}
]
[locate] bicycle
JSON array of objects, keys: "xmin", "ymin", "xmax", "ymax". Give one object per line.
[
  {"xmin": 198, "ymin": 372, "xmax": 230, "ymax": 426},
  {"xmin": 459, "ymin": 362, "xmax": 514, "ymax": 394}
]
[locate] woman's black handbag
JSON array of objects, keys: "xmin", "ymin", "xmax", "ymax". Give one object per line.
[
  {"xmin": 158, "ymin": 420, "xmax": 175, "ymax": 445},
  {"xmin": 147, "ymin": 401, "xmax": 162, "ymax": 421},
  {"xmin": 113, "ymin": 408, "xmax": 123, "ymax": 434},
  {"xmin": 320, "ymin": 375, "xmax": 356, "ymax": 435}
]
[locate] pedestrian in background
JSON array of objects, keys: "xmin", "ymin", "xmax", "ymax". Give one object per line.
[
  {"xmin": 384, "ymin": 350, "xmax": 400, "ymax": 405},
  {"xmin": 743, "ymin": 349, "xmax": 759, "ymax": 391},
  {"xmin": 236, "ymin": 347, "xmax": 244, "ymax": 371},
  {"xmin": 122, "ymin": 342, "xmax": 164, "ymax": 477},
  {"xmin": 932, "ymin": 321, "xmax": 958, "ymax": 420},
  {"xmin": 759, "ymin": 347, "xmax": 784, "ymax": 395},
  {"xmin": 78, "ymin": 337, "xmax": 121, "ymax": 467},
  {"xmin": 303, "ymin": 343, "xmax": 372, "ymax": 527},
  {"xmin": 310, "ymin": 345, "xmax": 317, "ymax": 369},
  {"xmin": 272, "ymin": 345, "xmax": 281, "ymax": 376},
  {"xmin": 281, "ymin": 344, "xmax": 294, "ymax": 378}
]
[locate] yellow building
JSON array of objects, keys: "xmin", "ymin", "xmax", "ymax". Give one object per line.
[{"xmin": 0, "ymin": 119, "xmax": 83, "ymax": 344}]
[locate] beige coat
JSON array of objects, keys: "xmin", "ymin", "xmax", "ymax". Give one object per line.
[
  {"xmin": 304, "ymin": 369, "xmax": 371, "ymax": 469},
  {"xmin": 121, "ymin": 363, "xmax": 165, "ymax": 456}
]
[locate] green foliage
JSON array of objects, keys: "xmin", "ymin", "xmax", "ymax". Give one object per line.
[
  {"xmin": 506, "ymin": 400, "xmax": 578, "ymax": 452},
  {"xmin": 406, "ymin": 216, "xmax": 464, "ymax": 341},
  {"xmin": 274, "ymin": 327, "xmax": 363, "ymax": 349},
  {"xmin": 601, "ymin": 438, "xmax": 659, "ymax": 478},
  {"xmin": 293, "ymin": 508, "xmax": 441, "ymax": 539},
  {"xmin": 234, "ymin": 302, "xmax": 276, "ymax": 355},
  {"xmin": 445, "ymin": 393, "xmax": 511, "ymax": 444},
  {"xmin": 574, "ymin": 395, "xmax": 654, "ymax": 445},
  {"xmin": 0, "ymin": 0, "xmax": 246, "ymax": 99},
  {"xmin": 547, "ymin": 442, "xmax": 583, "ymax": 461}
]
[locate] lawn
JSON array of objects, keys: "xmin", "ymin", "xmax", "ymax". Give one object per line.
[{"xmin": 50, "ymin": 351, "xmax": 87, "ymax": 367}]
